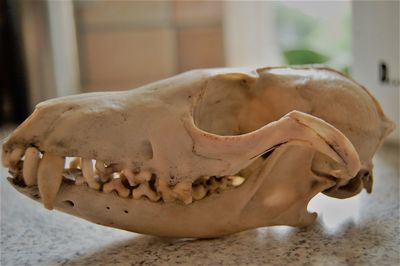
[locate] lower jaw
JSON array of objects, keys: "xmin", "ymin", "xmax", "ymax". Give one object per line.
[{"xmin": 7, "ymin": 176, "xmax": 249, "ymax": 238}]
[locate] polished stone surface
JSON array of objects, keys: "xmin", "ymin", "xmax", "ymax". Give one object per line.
[{"xmin": 1, "ymin": 129, "xmax": 399, "ymax": 265}]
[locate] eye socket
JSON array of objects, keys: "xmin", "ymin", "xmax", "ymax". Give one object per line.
[
  {"xmin": 106, "ymin": 206, "xmax": 110, "ymax": 210},
  {"xmin": 124, "ymin": 210, "xmax": 128, "ymax": 214}
]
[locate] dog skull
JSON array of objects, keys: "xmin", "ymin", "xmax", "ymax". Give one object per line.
[{"xmin": 2, "ymin": 66, "xmax": 394, "ymax": 238}]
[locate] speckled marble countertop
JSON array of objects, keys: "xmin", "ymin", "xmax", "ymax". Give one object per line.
[{"xmin": 1, "ymin": 139, "xmax": 399, "ymax": 265}]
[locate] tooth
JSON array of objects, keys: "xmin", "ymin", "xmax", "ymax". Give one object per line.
[
  {"xmin": 208, "ymin": 177, "xmax": 220, "ymax": 193},
  {"xmin": 9, "ymin": 147, "xmax": 25, "ymax": 171},
  {"xmin": 103, "ymin": 178, "xmax": 130, "ymax": 198},
  {"xmin": 173, "ymin": 181, "xmax": 192, "ymax": 204},
  {"xmin": 136, "ymin": 170, "xmax": 152, "ymax": 183},
  {"xmin": 123, "ymin": 169, "xmax": 152, "ymax": 186},
  {"xmin": 37, "ymin": 153, "xmax": 65, "ymax": 210},
  {"xmin": 81, "ymin": 158, "xmax": 100, "ymax": 190},
  {"xmin": 132, "ymin": 183, "xmax": 160, "ymax": 202},
  {"xmin": 192, "ymin": 184, "xmax": 207, "ymax": 201},
  {"xmin": 228, "ymin": 176, "xmax": 245, "ymax": 187},
  {"xmin": 69, "ymin": 157, "xmax": 81, "ymax": 169},
  {"xmin": 22, "ymin": 147, "xmax": 41, "ymax": 186},
  {"xmin": 122, "ymin": 169, "xmax": 137, "ymax": 186},
  {"xmin": 156, "ymin": 178, "xmax": 176, "ymax": 202}
]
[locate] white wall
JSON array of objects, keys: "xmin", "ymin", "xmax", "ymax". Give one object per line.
[
  {"xmin": 352, "ymin": 0, "xmax": 400, "ymax": 142},
  {"xmin": 222, "ymin": 1, "xmax": 283, "ymax": 67}
]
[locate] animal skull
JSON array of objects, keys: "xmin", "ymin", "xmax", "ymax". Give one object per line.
[{"xmin": 2, "ymin": 66, "xmax": 394, "ymax": 238}]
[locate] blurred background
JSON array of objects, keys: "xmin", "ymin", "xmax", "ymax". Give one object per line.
[{"xmin": 0, "ymin": 0, "xmax": 399, "ymax": 142}]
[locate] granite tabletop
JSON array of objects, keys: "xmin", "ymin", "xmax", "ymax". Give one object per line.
[{"xmin": 1, "ymin": 137, "xmax": 399, "ymax": 265}]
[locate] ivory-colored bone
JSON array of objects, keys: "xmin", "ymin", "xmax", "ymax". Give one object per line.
[
  {"xmin": 2, "ymin": 66, "xmax": 394, "ymax": 238},
  {"xmin": 81, "ymin": 158, "xmax": 100, "ymax": 190},
  {"xmin": 23, "ymin": 147, "xmax": 41, "ymax": 186},
  {"xmin": 132, "ymin": 183, "xmax": 160, "ymax": 202},
  {"xmin": 37, "ymin": 153, "xmax": 64, "ymax": 210},
  {"xmin": 103, "ymin": 178, "xmax": 130, "ymax": 198}
]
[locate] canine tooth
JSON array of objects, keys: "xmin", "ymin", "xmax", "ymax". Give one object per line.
[
  {"xmin": 132, "ymin": 183, "xmax": 160, "ymax": 202},
  {"xmin": 22, "ymin": 147, "xmax": 40, "ymax": 186},
  {"xmin": 192, "ymin": 184, "xmax": 207, "ymax": 201},
  {"xmin": 173, "ymin": 181, "xmax": 192, "ymax": 204},
  {"xmin": 103, "ymin": 178, "xmax": 130, "ymax": 198},
  {"xmin": 82, "ymin": 158, "xmax": 100, "ymax": 190},
  {"xmin": 37, "ymin": 153, "xmax": 64, "ymax": 210},
  {"xmin": 69, "ymin": 157, "xmax": 81, "ymax": 169},
  {"xmin": 228, "ymin": 176, "xmax": 245, "ymax": 187}
]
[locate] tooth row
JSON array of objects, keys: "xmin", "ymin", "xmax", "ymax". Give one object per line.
[{"xmin": 6, "ymin": 147, "xmax": 247, "ymax": 207}]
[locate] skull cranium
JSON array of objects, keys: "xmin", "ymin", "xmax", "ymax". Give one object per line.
[{"xmin": 2, "ymin": 66, "xmax": 394, "ymax": 238}]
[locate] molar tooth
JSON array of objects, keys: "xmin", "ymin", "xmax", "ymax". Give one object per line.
[
  {"xmin": 228, "ymin": 176, "xmax": 245, "ymax": 187},
  {"xmin": 22, "ymin": 147, "xmax": 40, "ymax": 186},
  {"xmin": 37, "ymin": 153, "xmax": 65, "ymax": 210},
  {"xmin": 103, "ymin": 178, "xmax": 130, "ymax": 198},
  {"xmin": 81, "ymin": 158, "xmax": 100, "ymax": 190},
  {"xmin": 192, "ymin": 184, "xmax": 207, "ymax": 201},
  {"xmin": 173, "ymin": 181, "xmax": 192, "ymax": 204},
  {"xmin": 132, "ymin": 183, "xmax": 160, "ymax": 202}
]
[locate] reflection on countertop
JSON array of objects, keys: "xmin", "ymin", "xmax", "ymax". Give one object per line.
[{"xmin": 1, "ymin": 133, "xmax": 399, "ymax": 265}]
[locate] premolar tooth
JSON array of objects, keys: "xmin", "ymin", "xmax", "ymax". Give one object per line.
[
  {"xmin": 156, "ymin": 178, "xmax": 176, "ymax": 202},
  {"xmin": 173, "ymin": 181, "xmax": 192, "ymax": 204},
  {"xmin": 192, "ymin": 184, "xmax": 207, "ymax": 200},
  {"xmin": 37, "ymin": 153, "xmax": 64, "ymax": 210},
  {"xmin": 22, "ymin": 147, "xmax": 40, "ymax": 186},
  {"xmin": 124, "ymin": 169, "xmax": 152, "ymax": 186},
  {"xmin": 132, "ymin": 183, "xmax": 160, "ymax": 202},
  {"xmin": 103, "ymin": 178, "xmax": 130, "ymax": 198},
  {"xmin": 81, "ymin": 158, "xmax": 100, "ymax": 190},
  {"xmin": 228, "ymin": 176, "xmax": 245, "ymax": 187}
]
